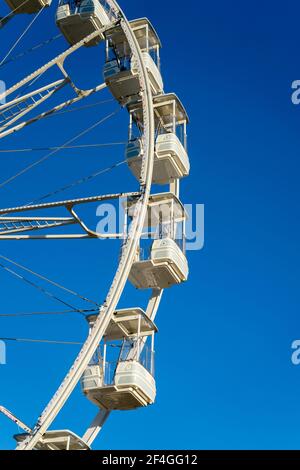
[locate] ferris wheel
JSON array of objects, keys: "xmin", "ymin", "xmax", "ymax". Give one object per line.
[{"xmin": 0, "ymin": 0, "xmax": 190, "ymax": 450}]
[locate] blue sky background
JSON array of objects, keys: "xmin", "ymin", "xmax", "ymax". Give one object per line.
[{"xmin": 0, "ymin": 0, "xmax": 300, "ymax": 450}]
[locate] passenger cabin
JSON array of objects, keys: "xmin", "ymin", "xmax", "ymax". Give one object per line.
[
  {"xmin": 56, "ymin": 0, "xmax": 113, "ymax": 47},
  {"xmin": 127, "ymin": 193, "xmax": 189, "ymax": 289},
  {"xmin": 103, "ymin": 18, "xmax": 163, "ymax": 105},
  {"xmin": 4, "ymin": 0, "xmax": 51, "ymax": 14},
  {"xmin": 126, "ymin": 94, "xmax": 190, "ymax": 184},
  {"xmin": 81, "ymin": 308, "xmax": 157, "ymax": 410},
  {"xmin": 14, "ymin": 430, "xmax": 90, "ymax": 450}
]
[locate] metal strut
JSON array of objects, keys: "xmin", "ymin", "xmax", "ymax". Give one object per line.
[
  {"xmin": 0, "ymin": 192, "xmax": 140, "ymax": 239},
  {"xmin": 0, "ymin": 23, "xmax": 118, "ymax": 139}
]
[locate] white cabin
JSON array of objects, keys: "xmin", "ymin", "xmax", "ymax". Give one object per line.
[
  {"xmin": 4, "ymin": 0, "xmax": 51, "ymax": 14},
  {"xmin": 103, "ymin": 18, "xmax": 163, "ymax": 104},
  {"xmin": 126, "ymin": 94, "xmax": 190, "ymax": 184},
  {"xmin": 14, "ymin": 430, "xmax": 90, "ymax": 450},
  {"xmin": 82, "ymin": 308, "xmax": 157, "ymax": 410},
  {"xmin": 129, "ymin": 238, "xmax": 189, "ymax": 290},
  {"xmin": 127, "ymin": 193, "xmax": 189, "ymax": 289},
  {"xmin": 56, "ymin": 0, "xmax": 112, "ymax": 47}
]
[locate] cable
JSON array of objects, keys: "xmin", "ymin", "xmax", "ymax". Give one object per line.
[
  {"xmin": 0, "ymin": 108, "xmax": 121, "ymax": 190},
  {"xmin": 0, "ymin": 261, "xmax": 86, "ymax": 315},
  {"xmin": 28, "ymin": 159, "xmax": 126, "ymax": 205},
  {"xmin": 1, "ymin": 99, "xmax": 116, "ymax": 128},
  {"xmin": 0, "ymin": 84, "xmax": 113, "ymax": 130},
  {"xmin": 0, "ymin": 337, "xmax": 82, "ymax": 345},
  {"xmin": 0, "ymin": 27, "xmax": 63, "ymax": 106},
  {"xmin": 0, "ymin": 34, "xmax": 62, "ymax": 68},
  {"xmin": 47, "ymin": 99, "xmax": 115, "ymax": 117},
  {"xmin": 0, "ymin": 254, "xmax": 99, "ymax": 307},
  {"xmin": 0, "ymin": 97, "xmax": 115, "ymax": 129},
  {"xmin": 0, "ymin": 6, "xmax": 45, "ymax": 67},
  {"xmin": 0, "ymin": 309, "xmax": 98, "ymax": 317},
  {"xmin": 0, "ymin": 0, "xmax": 30, "ymax": 25},
  {"xmin": 0, "ymin": 142, "xmax": 126, "ymax": 153},
  {"xmin": 6, "ymin": 66, "xmax": 47, "ymax": 107}
]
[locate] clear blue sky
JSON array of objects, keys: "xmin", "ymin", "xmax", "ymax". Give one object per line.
[{"xmin": 0, "ymin": 0, "xmax": 300, "ymax": 450}]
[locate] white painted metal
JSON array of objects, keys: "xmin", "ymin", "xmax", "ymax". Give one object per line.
[
  {"xmin": 126, "ymin": 192, "xmax": 188, "ymax": 288},
  {"xmin": 114, "ymin": 361, "xmax": 156, "ymax": 404},
  {"xmin": 0, "ymin": 192, "xmax": 140, "ymax": 239},
  {"xmin": 82, "ymin": 409, "xmax": 110, "ymax": 446},
  {"xmin": 0, "ymin": 27, "xmax": 113, "ymax": 104},
  {"xmin": 86, "ymin": 308, "xmax": 157, "ymax": 340},
  {"xmin": 0, "ymin": 31, "xmax": 110, "ymax": 140},
  {"xmin": 104, "ymin": 51, "xmax": 163, "ymax": 105},
  {"xmin": 0, "ymin": 192, "xmax": 139, "ymax": 214},
  {"xmin": 126, "ymin": 132, "xmax": 190, "ymax": 184},
  {"xmin": 82, "ymin": 365, "xmax": 103, "ymax": 390},
  {"xmin": 129, "ymin": 238, "xmax": 189, "ymax": 289},
  {"xmin": 4, "ymin": 0, "xmax": 52, "ymax": 15},
  {"xmin": 15, "ymin": 0, "xmax": 156, "ymax": 450},
  {"xmin": 0, "ymin": 219, "xmax": 76, "ymax": 237},
  {"xmin": 105, "ymin": 18, "xmax": 162, "ymax": 61},
  {"xmin": 0, "ymin": 82, "xmax": 107, "ymax": 140},
  {"xmin": 1, "ymin": 0, "xmax": 188, "ymax": 450},
  {"xmin": 104, "ymin": 18, "xmax": 163, "ymax": 104},
  {"xmin": 0, "ymin": 78, "xmax": 66, "ymax": 113},
  {"xmin": 128, "ymin": 92, "xmax": 189, "ymax": 130},
  {"xmin": 0, "ymin": 27, "xmax": 112, "ymax": 140},
  {"xmin": 56, "ymin": 0, "xmax": 112, "ymax": 47},
  {"xmin": 0, "ymin": 406, "xmax": 31, "ymax": 434},
  {"xmin": 126, "ymin": 93, "xmax": 189, "ymax": 184},
  {"xmin": 15, "ymin": 430, "xmax": 89, "ymax": 450},
  {"xmin": 126, "ymin": 192, "xmax": 187, "ymax": 228},
  {"xmin": 0, "ymin": 79, "xmax": 68, "ymax": 133}
]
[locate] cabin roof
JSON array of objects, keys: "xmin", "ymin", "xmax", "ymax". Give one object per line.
[
  {"xmin": 130, "ymin": 18, "xmax": 162, "ymax": 48},
  {"xmin": 126, "ymin": 192, "xmax": 188, "ymax": 227},
  {"xmin": 86, "ymin": 308, "xmax": 157, "ymax": 340},
  {"xmin": 128, "ymin": 93, "xmax": 189, "ymax": 125},
  {"xmin": 106, "ymin": 17, "xmax": 162, "ymax": 49},
  {"xmin": 14, "ymin": 430, "xmax": 90, "ymax": 450}
]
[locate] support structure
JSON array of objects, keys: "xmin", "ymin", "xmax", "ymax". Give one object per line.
[
  {"xmin": 14, "ymin": 0, "xmax": 156, "ymax": 450},
  {"xmin": 0, "ymin": 0, "xmax": 190, "ymax": 451}
]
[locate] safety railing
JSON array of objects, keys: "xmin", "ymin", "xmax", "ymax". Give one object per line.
[
  {"xmin": 57, "ymin": 0, "xmax": 117, "ymax": 19},
  {"xmin": 94, "ymin": 344, "xmax": 155, "ymax": 387}
]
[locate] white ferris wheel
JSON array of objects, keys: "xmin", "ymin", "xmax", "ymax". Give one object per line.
[{"xmin": 0, "ymin": 0, "xmax": 190, "ymax": 450}]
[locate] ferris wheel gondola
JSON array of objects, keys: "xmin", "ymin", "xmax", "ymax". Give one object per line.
[
  {"xmin": 56, "ymin": 0, "xmax": 113, "ymax": 46},
  {"xmin": 4, "ymin": 0, "xmax": 52, "ymax": 15}
]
